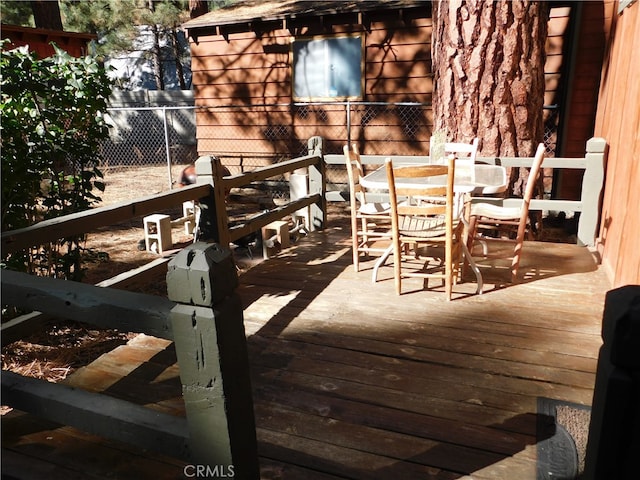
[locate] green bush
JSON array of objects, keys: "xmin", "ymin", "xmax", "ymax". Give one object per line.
[{"xmin": 1, "ymin": 42, "xmax": 114, "ymax": 280}]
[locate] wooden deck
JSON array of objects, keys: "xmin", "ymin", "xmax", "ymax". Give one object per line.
[{"xmin": 1, "ymin": 214, "xmax": 611, "ymax": 479}]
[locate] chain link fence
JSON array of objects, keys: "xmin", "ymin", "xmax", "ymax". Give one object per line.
[
  {"xmin": 99, "ymin": 101, "xmax": 559, "ymax": 203},
  {"xmin": 102, "ymin": 106, "xmax": 197, "ymax": 192}
]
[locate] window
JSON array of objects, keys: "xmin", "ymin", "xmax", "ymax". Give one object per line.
[{"xmin": 292, "ymin": 35, "xmax": 363, "ymax": 101}]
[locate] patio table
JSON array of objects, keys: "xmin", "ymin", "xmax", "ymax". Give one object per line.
[
  {"xmin": 360, "ymin": 163, "xmax": 508, "ymax": 195},
  {"xmin": 360, "ymin": 163, "xmax": 508, "ymax": 294}
]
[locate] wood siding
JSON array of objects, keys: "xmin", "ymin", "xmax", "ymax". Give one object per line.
[
  {"xmin": 594, "ymin": 0, "xmax": 640, "ymax": 286},
  {"xmin": 560, "ymin": 3, "xmax": 608, "ymax": 158},
  {"xmin": 1, "ymin": 25, "xmax": 95, "ymax": 58},
  {"xmin": 553, "ymin": 2, "xmax": 609, "ymax": 201},
  {"xmin": 189, "ymin": 14, "xmax": 435, "ymax": 164},
  {"xmin": 189, "ymin": 6, "xmax": 585, "ymax": 185}
]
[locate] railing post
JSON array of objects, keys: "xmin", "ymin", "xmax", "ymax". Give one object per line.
[
  {"xmin": 167, "ymin": 242, "xmax": 259, "ymax": 479},
  {"xmin": 307, "ymin": 136, "xmax": 326, "ymax": 230},
  {"xmin": 578, "ymin": 137, "xmax": 607, "ymax": 247},
  {"xmin": 195, "ymin": 155, "xmax": 230, "ymax": 247}
]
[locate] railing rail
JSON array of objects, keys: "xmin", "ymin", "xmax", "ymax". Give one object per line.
[
  {"xmin": 0, "ymin": 141, "xmax": 327, "ymax": 477},
  {"xmin": 1, "ymin": 183, "xmax": 211, "ymax": 255},
  {"xmin": 0, "ymin": 135, "xmax": 605, "ymax": 472},
  {"xmin": 1, "ymin": 243, "xmax": 260, "ymax": 477},
  {"xmin": 2, "ymin": 140, "xmax": 326, "ymax": 346},
  {"xmin": 206, "ymin": 136, "xmax": 326, "ymax": 248},
  {"xmin": 323, "ymin": 137, "xmax": 606, "ymax": 247},
  {"xmin": 1, "ymin": 138, "xmax": 326, "ymax": 255}
]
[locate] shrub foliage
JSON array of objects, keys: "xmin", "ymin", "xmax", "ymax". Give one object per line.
[{"xmin": 1, "ymin": 43, "xmax": 113, "ymax": 280}]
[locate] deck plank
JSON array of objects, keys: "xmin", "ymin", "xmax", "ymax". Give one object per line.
[
  {"xmin": 2, "ymin": 411, "xmax": 186, "ymax": 479},
  {"xmin": 2, "ymin": 217, "xmax": 610, "ymax": 479}
]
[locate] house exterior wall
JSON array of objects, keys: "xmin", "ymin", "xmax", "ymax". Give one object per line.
[
  {"xmin": 562, "ymin": 2, "xmax": 608, "ymax": 157},
  {"xmin": 187, "ymin": 3, "xmax": 602, "ymax": 201},
  {"xmin": 553, "ymin": 2, "xmax": 609, "ymax": 201},
  {"xmin": 191, "ymin": 2, "xmax": 584, "ymax": 176},
  {"xmin": 545, "ymin": 5, "xmax": 571, "ymax": 155},
  {"xmin": 1, "ymin": 25, "xmax": 95, "ymax": 58},
  {"xmin": 189, "ymin": 12, "xmax": 434, "ymax": 167},
  {"xmin": 594, "ymin": 0, "xmax": 640, "ymax": 287}
]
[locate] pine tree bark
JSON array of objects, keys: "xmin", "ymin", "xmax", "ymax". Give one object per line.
[
  {"xmin": 150, "ymin": 24, "xmax": 165, "ymax": 91},
  {"xmin": 431, "ymin": 1, "xmax": 548, "ymax": 181},
  {"xmin": 170, "ymin": 27, "xmax": 187, "ymax": 90},
  {"xmin": 189, "ymin": 0, "xmax": 208, "ymax": 19},
  {"xmin": 30, "ymin": 0, "xmax": 63, "ymax": 30}
]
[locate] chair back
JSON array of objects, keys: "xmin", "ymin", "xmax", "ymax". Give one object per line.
[
  {"xmin": 386, "ymin": 155, "xmax": 462, "ymax": 299},
  {"xmin": 517, "ymin": 143, "xmax": 546, "ymax": 237},
  {"xmin": 444, "ymin": 138, "xmax": 479, "ymax": 158},
  {"xmin": 385, "ymin": 155, "xmax": 456, "ymax": 240},
  {"xmin": 444, "ymin": 138, "xmax": 479, "ymax": 183},
  {"xmin": 344, "ymin": 144, "xmax": 367, "ymax": 207}
]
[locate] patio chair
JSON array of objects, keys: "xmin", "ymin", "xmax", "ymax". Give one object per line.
[
  {"xmin": 385, "ymin": 155, "xmax": 464, "ymax": 300},
  {"xmin": 466, "ymin": 142, "xmax": 546, "ymax": 283},
  {"xmin": 420, "ymin": 137, "xmax": 479, "ymax": 207},
  {"xmin": 344, "ymin": 143, "xmax": 392, "ymax": 272},
  {"xmin": 445, "ymin": 138, "xmax": 479, "ymax": 184}
]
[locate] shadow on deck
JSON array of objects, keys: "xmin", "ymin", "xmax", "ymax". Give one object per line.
[{"xmin": 1, "ymin": 215, "xmax": 610, "ymax": 479}]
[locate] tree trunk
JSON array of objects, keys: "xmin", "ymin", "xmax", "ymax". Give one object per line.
[
  {"xmin": 189, "ymin": 0, "xmax": 208, "ymax": 19},
  {"xmin": 431, "ymin": 0, "xmax": 548, "ymax": 195},
  {"xmin": 31, "ymin": 0, "xmax": 63, "ymax": 30},
  {"xmin": 150, "ymin": 24, "xmax": 165, "ymax": 91},
  {"xmin": 170, "ymin": 27, "xmax": 187, "ymax": 90}
]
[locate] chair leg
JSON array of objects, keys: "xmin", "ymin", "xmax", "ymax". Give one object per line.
[
  {"xmin": 467, "ymin": 216, "xmax": 489, "ymax": 256},
  {"xmin": 445, "ymin": 240, "xmax": 453, "ymax": 301},
  {"xmin": 462, "ymin": 243, "xmax": 483, "ymax": 294},
  {"xmin": 445, "ymin": 272, "xmax": 452, "ymax": 301},
  {"xmin": 511, "ymin": 222, "xmax": 528, "ymax": 283},
  {"xmin": 350, "ymin": 214, "xmax": 360, "ymax": 272},
  {"xmin": 372, "ymin": 245, "xmax": 393, "ymax": 283},
  {"xmin": 360, "ymin": 217, "xmax": 369, "ymax": 250},
  {"xmin": 461, "ymin": 217, "xmax": 475, "ymax": 282},
  {"xmin": 463, "ymin": 216, "xmax": 477, "ymax": 276},
  {"xmin": 393, "ymin": 239, "xmax": 402, "ymax": 295},
  {"xmin": 511, "ymin": 241, "xmax": 523, "ymax": 283},
  {"xmin": 352, "ymin": 237, "xmax": 360, "ymax": 272}
]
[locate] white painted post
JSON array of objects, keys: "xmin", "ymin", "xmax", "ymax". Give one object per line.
[
  {"xmin": 578, "ymin": 137, "xmax": 607, "ymax": 247},
  {"xmin": 289, "ymin": 172, "xmax": 310, "ymax": 229},
  {"xmin": 167, "ymin": 242, "xmax": 258, "ymax": 478},
  {"xmin": 307, "ymin": 136, "xmax": 326, "ymax": 231}
]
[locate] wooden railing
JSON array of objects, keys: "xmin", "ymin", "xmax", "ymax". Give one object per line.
[
  {"xmin": 2, "ymin": 243, "xmax": 259, "ymax": 477},
  {"xmin": 0, "ymin": 134, "xmax": 605, "ymax": 471},
  {"xmin": 323, "ymin": 137, "xmax": 606, "ymax": 247},
  {"xmin": 0, "ymin": 138, "xmax": 327, "ymax": 475},
  {"xmin": 209, "ymin": 135, "xmax": 326, "ymax": 247}
]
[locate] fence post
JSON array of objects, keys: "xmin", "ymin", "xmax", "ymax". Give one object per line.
[
  {"xmin": 578, "ymin": 137, "xmax": 607, "ymax": 247},
  {"xmin": 166, "ymin": 242, "xmax": 259, "ymax": 479},
  {"xmin": 162, "ymin": 106, "xmax": 173, "ymax": 190},
  {"xmin": 195, "ymin": 155, "xmax": 230, "ymax": 247},
  {"xmin": 307, "ymin": 136, "xmax": 326, "ymax": 231}
]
